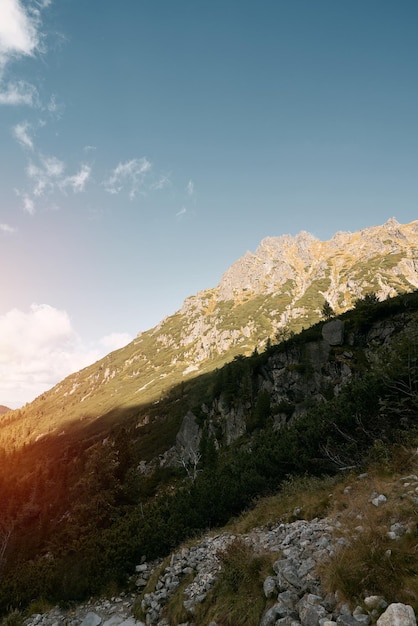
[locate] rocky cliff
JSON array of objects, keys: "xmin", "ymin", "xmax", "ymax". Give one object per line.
[{"xmin": 1, "ymin": 218, "xmax": 418, "ymax": 449}]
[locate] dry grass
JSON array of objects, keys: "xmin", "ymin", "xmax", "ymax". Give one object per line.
[
  {"xmin": 319, "ymin": 451, "xmax": 418, "ymax": 610},
  {"xmin": 228, "ymin": 447, "xmax": 418, "ymax": 612},
  {"xmin": 161, "ymin": 572, "xmax": 195, "ymax": 625},
  {"xmin": 192, "ymin": 538, "xmax": 275, "ymax": 626},
  {"xmin": 230, "ymin": 474, "xmax": 340, "ymax": 534}
]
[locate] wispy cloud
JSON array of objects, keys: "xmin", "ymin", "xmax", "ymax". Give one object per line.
[
  {"xmin": 15, "ymin": 188, "xmax": 36, "ymax": 214},
  {"xmin": 176, "ymin": 207, "xmax": 187, "ymax": 218},
  {"xmin": 151, "ymin": 173, "xmax": 171, "ymax": 191},
  {"xmin": 62, "ymin": 164, "xmax": 91, "ymax": 193},
  {"xmin": 13, "ymin": 120, "xmax": 34, "ymax": 150},
  {"xmin": 13, "ymin": 116, "xmax": 92, "ymax": 208},
  {"xmin": 26, "ymin": 154, "xmax": 64, "ymax": 197},
  {"xmin": 0, "ymin": 223, "xmax": 16, "ymax": 233},
  {"xmin": 104, "ymin": 157, "xmax": 152, "ymax": 200},
  {"xmin": 186, "ymin": 179, "xmax": 194, "ymax": 196},
  {"xmin": 23, "ymin": 193, "xmax": 35, "ymax": 214},
  {"xmin": 0, "ymin": 80, "xmax": 38, "ymax": 105}
]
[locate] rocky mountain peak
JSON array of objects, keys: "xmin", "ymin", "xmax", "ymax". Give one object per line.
[
  {"xmin": 217, "ymin": 219, "xmax": 418, "ymax": 302},
  {"xmin": 2, "ymin": 218, "xmax": 418, "ymax": 450}
]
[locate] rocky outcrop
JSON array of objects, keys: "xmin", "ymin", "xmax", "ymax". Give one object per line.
[
  {"xmin": 322, "ymin": 320, "xmax": 345, "ymax": 346},
  {"xmin": 176, "ymin": 313, "xmax": 414, "ymax": 451},
  {"xmin": 175, "ymin": 412, "xmax": 201, "ymax": 462}
]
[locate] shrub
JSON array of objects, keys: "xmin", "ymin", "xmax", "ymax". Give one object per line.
[{"xmin": 1, "ymin": 611, "xmax": 24, "ymax": 626}]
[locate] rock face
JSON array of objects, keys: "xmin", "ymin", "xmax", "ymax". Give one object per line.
[
  {"xmin": 322, "ymin": 320, "xmax": 345, "ymax": 346},
  {"xmin": 166, "ymin": 312, "xmax": 415, "ymax": 453},
  {"xmin": 175, "ymin": 412, "xmax": 202, "ymax": 462}
]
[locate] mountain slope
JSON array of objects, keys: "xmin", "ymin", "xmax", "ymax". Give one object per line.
[
  {"xmin": 0, "ymin": 275, "xmax": 418, "ymax": 612},
  {"xmin": 1, "ymin": 217, "xmax": 418, "ymax": 448}
]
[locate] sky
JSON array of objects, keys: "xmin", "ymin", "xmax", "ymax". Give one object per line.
[{"xmin": 0, "ymin": 0, "xmax": 417, "ymax": 408}]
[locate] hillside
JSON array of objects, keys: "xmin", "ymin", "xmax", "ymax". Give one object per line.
[
  {"xmin": 0, "ymin": 285, "xmax": 417, "ymax": 617},
  {"xmin": 1, "ymin": 217, "xmax": 418, "ymax": 449},
  {"xmin": 0, "ymin": 219, "xmax": 418, "ymax": 620}
]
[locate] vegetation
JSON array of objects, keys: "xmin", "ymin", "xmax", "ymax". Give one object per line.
[
  {"xmin": 193, "ymin": 539, "xmax": 275, "ymax": 626},
  {"xmin": 0, "ymin": 291, "xmax": 418, "ymax": 613}
]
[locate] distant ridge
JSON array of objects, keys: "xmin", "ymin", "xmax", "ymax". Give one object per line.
[{"xmin": 0, "ymin": 406, "xmax": 11, "ymax": 415}]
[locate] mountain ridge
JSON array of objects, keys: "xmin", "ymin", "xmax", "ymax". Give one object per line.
[
  {"xmin": 1, "ymin": 230, "xmax": 418, "ymax": 615},
  {"xmin": 2, "ymin": 217, "xmax": 418, "ymax": 448}
]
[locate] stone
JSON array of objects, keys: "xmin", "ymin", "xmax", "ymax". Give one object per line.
[
  {"xmin": 263, "ymin": 575, "xmax": 277, "ymax": 598},
  {"xmin": 297, "ymin": 594, "xmax": 327, "ymax": 626},
  {"xmin": 119, "ymin": 620, "xmax": 138, "ymax": 626},
  {"xmin": 102, "ymin": 617, "xmax": 124, "ymax": 626},
  {"xmin": 371, "ymin": 494, "xmax": 387, "ymax": 507},
  {"xmin": 376, "ymin": 603, "xmax": 416, "ymax": 626},
  {"xmin": 277, "ymin": 618, "xmax": 299, "ymax": 626},
  {"xmin": 364, "ymin": 596, "xmax": 388, "ymax": 611},
  {"xmin": 80, "ymin": 614, "xmax": 102, "ymax": 626},
  {"xmin": 337, "ymin": 617, "xmax": 364, "ymax": 626},
  {"xmin": 260, "ymin": 605, "xmax": 287, "ymax": 626},
  {"xmin": 136, "ymin": 563, "xmax": 148, "ymax": 572},
  {"xmin": 278, "ymin": 590, "xmax": 299, "ymax": 610},
  {"xmin": 390, "ymin": 523, "xmax": 406, "ymax": 537}
]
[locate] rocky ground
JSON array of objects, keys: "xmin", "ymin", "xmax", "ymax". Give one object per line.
[{"xmin": 24, "ymin": 472, "xmax": 418, "ymax": 626}]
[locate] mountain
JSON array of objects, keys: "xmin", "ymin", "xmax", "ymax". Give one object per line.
[
  {"xmin": 0, "ymin": 406, "xmax": 10, "ymax": 415},
  {"xmin": 1, "ymin": 223, "xmax": 418, "ymax": 614},
  {"xmin": 1, "ymin": 217, "xmax": 418, "ymax": 449}
]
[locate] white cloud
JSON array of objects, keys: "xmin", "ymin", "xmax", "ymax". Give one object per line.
[
  {"xmin": 43, "ymin": 155, "xmax": 64, "ymax": 177},
  {"xmin": 62, "ymin": 164, "xmax": 91, "ymax": 193},
  {"xmin": 0, "ymin": 0, "xmax": 51, "ymax": 107},
  {"xmin": 176, "ymin": 207, "xmax": 187, "ymax": 218},
  {"xmin": 186, "ymin": 179, "xmax": 194, "ymax": 196},
  {"xmin": 99, "ymin": 332, "xmax": 132, "ymax": 351},
  {"xmin": 0, "ymin": 0, "xmax": 39, "ymax": 64},
  {"xmin": 0, "ymin": 223, "xmax": 16, "ymax": 233},
  {"xmin": 104, "ymin": 157, "xmax": 152, "ymax": 199},
  {"xmin": 22, "ymin": 193, "xmax": 34, "ymax": 214},
  {"xmin": 0, "ymin": 303, "xmax": 105, "ymax": 409},
  {"xmin": 151, "ymin": 174, "xmax": 171, "ymax": 191},
  {"xmin": 13, "ymin": 120, "xmax": 34, "ymax": 150},
  {"xmin": 0, "ymin": 303, "xmax": 134, "ymax": 409},
  {"xmin": 14, "ymin": 188, "xmax": 36, "ymax": 214},
  {"xmin": 18, "ymin": 151, "xmax": 91, "ymax": 211},
  {"xmin": 26, "ymin": 154, "xmax": 64, "ymax": 197},
  {"xmin": 45, "ymin": 93, "xmax": 63, "ymax": 115},
  {"xmin": 0, "ymin": 79, "xmax": 38, "ymax": 105}
]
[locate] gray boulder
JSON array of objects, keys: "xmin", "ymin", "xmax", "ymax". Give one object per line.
[{"xmin": 377, "ymin": 604, "xmax": 416, "ymax": 626}]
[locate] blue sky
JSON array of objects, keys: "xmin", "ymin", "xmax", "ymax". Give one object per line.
[{"xmin": 0, "ymin": 0, "xmax": 417, "ymax": 407}]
